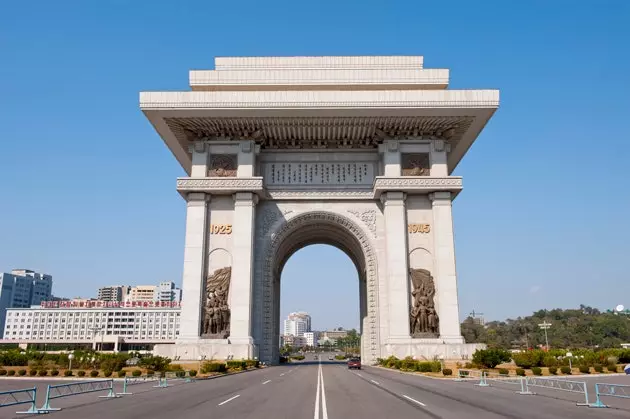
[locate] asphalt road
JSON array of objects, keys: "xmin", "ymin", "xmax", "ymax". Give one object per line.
[{"xmin": 1, "ymin": 355, "xmax": 629, "ymax": 418}]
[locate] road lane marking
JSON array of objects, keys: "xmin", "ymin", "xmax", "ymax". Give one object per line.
[
  {"xmin": 280, "ymin": 373, "xmax": 285, "ymax": 376},
  {"xmin": 320, "ymin": 364, "xmax": 329, "ymax": 419},
  {"xmin": 262, "ymin": 380, "xmax": 271, "ymax": 385},
  {"xmin": 357, "ymin": 373, "xmax": 363, "ymax": 377},
  {"xmin": 370, "ymin": 379, "xmax": 380, "ymax": 385},
  {"xmin": 402, "ymin": 394, "xmax": 426, "ymax": 407},
  {"xmin": 218, "ymin": 394, "xmax": 240, "ymax": 406},
  {"xmin": 314, "ymin": 362, "xmax": 321, "ymax": 419}
]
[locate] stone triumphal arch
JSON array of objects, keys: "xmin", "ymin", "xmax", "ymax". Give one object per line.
[{"xmin": 141, "ymin": 56, "xmax": 499, "ymax": 364}]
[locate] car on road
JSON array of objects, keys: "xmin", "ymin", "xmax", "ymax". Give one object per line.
[
  {"xmin": 328, "ymin": 356, "xmax": 333, "ymax": 360},
  {"xmin": 347, "ymin": 357, "xmax": 361, "ymax": 370}
]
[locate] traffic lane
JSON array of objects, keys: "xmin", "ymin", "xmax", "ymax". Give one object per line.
[
  {"xmin": 208, "ymin": 364, "xmax": 316, "ymax": 419},
  {"xmin": 361, "ymin": 366, "xmax": 630, "ymax": 419},
  {"xmin": 4, "ymin": 367, "xmax": 273, "ymax": 419},
  {"xmin": 322, "ymin": 364, "xmax": 431, "ymax": 419}
]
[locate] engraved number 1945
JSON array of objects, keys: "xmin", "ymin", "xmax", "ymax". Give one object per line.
[{"xmin": 408, "ymin": 224, "xmax": 430, "ymax": 234}]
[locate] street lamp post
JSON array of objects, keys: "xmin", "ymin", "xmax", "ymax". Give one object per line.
[
  {"xmin": 68, "ymin": 353, "xmax": 74, "ymax": 371},
  {"xmin": 566, "ymin": 352, "xmax": 573, "ymax": 370},
  {"xmin": 197, "ymin": 355, "xmax": 203, "ymax": 371},
  {"xmin": 538, "ymin": 321, "xmax": 552, "ymax": 350}
]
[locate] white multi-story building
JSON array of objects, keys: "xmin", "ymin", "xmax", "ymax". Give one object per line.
[
  {"xmin": 283, "ymin": 312, "xmax": 311, "ymax": 337},
  {"xmin": 304, "ymin": 331, "xmax": 319, "ymax": 347},
  {"xmin": 156, "ymin": 281, "xmax": 182, "ymax": 302},
  {"xmin": 0, "ymin": 269, "xmax": 53, "ymax": 332},
  {"xmin": 2, "ymin": 300, "xmax": 181, "ymax": 351}
]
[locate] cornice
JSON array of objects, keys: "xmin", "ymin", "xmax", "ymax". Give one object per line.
[
  {"xmin": 372, "ymin": 176, "xmax": 462, "ymax": 199},
  {"xmin": 176, "ymin": 177, "xmax": 264, "ymax": 198}
]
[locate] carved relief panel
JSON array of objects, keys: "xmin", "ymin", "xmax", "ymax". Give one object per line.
[
  {"xmin": 402, "ymin": 153, "xmax": 430, "ymax": 176},
  {"xmin": 208, "ymin": 154, "xmax": 237, "ymax": 177},
  {"xmin": 202, "ymin": 266, "xmax": 231, "ymax": 338},
  {"xmin": 409, "ymin": 268, "xmax": 439, "ymax": 337}
]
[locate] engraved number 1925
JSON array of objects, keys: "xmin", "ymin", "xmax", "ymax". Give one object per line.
[{"xmin": 210, "ymin": 224, "xmax": 232, "ymax": 234}]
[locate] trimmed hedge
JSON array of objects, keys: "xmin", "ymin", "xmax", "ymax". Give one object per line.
[
  {"xmin": 8, "ymin": 370, "xmax": 16, "ymax": 376},
  {"xmin": 607, "ymin": 365, "xmax": 618, "ymax": 373},
  {"xmin": 64, "ymin": 370, "xmax": 73, "ymax": 377},
  {"xmin": 560, "ymin": 366, "xmax": 571, "ymax": 374},
  {"xmin": 579, "ymin": 365, "xmax": 590, "ymax": 374},
  {"xmin": 202, "ymin": 362, "xmax": 227, "ymax": 374},
  {"xmin": 28, "ymin": 369, "xmax": 37, "ymax": 376},
  {"xmin": 51, "ymin": 369, "xmax": 59, "ymax": 376},
  {"xmin": 442, "ymin": 368, "xmax": 453, "ymax": 376},
  {"xmin": 132, "ymin": 369, "xmax": 142, "ymax": 377},
  {"xmin": 18, "ymin": 369, "xmax": 26, "ymax": 376},
  {"xmin": 189, "ymin": 369, "xmax": 197, "ymax": 377},
  {"xmin": 117, "ymin": 370, "xmax": 126, "ymax": 378},
  {"xmin": 0, "ymin": 369, "xmax": 7, "ymax": 376},
  {"xmin": 77, "ymin": 370, "xmax": 86, "ymax": 377},
  {"xmin": 515, "ymin": 368, "xmax": 526, "ymax": 376},
  {"xmin": 594, "ymin": 365, "xmax": 604, "ymax": 373},
  {"xmin": 38, "ymin": 369, "xmax": 48, "ymax": 376},
  {"xmin": 532, "ymin": 367, "xmax": 543, "ymax": 376},
  {"xmin": 548, "ymin": 366, "xmax": 558, "ymax": 375},
  {"xmin": 498, "ymin": 368, "xmax": 509, "ymax": 375},
  {"xmin": 90, "ymin": 370, "xmax": 99, "ymax": 377}
]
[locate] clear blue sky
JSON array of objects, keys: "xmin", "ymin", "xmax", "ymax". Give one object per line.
[{"xmin": 1, "ymin": 1, "xmax": 629, "ymax": 331}]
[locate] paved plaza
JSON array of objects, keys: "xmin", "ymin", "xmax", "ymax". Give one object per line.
[{"xmin": 1, "ymin": 361, "xmax": 628, "ymax": 419}]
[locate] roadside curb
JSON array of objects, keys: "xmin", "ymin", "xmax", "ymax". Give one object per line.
[{"xmin": 370, "ymin": 365, "xmax": 445, "ymax": 380}]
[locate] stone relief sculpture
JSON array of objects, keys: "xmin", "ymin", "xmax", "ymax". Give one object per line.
[
  {"xmin": 208, "ymin": 155, "xmax": 237, "ymax": 177},
  {"xmin": 202, "ymin": 267, "xmax": 231, "ymax": 338},
  {"xmin": 409, "ymin": 268, "xmax": 439, "ymax": 337},
  {"xmin": 402, "ymin": 153, "xmax": 430, "ymax": 176}
]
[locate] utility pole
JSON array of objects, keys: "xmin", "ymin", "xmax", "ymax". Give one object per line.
[{"xmin": 538, "ymin": 321, "xmax": 552, "ymax": 350}]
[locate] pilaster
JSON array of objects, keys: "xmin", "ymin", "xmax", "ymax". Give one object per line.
[
  {"xmin": 380, "ymin": 191, "xmax": 411, "ymax": 340},
  {"xmin": 430, "ymin": 139, "xmax": 450, "ymax": 177},
  {"xmin": 229, "ymin": 192, "xmax": 258, "ymax": 344},
  {"xmin": 189, "ymin": 142, "xmax": 209, "ymax": 177},
  {"xmin": 237, "ymin": 140, "xmax": 259, "ymax": 177},
  {"xmin": 179, "ymin": 192, "xmax": 210, "ymax": 341},
  {"xmin": 429, "ymin": 191, "xmax": 464, "ymax": 343},
  {"xmin": 378, "ymin": 140, "xmax": 401, "ymax": 176}
]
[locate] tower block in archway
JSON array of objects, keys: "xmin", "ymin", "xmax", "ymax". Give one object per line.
[{"xmin": 141, "ymin": 56, "xmax": 499, "ymax": 364}]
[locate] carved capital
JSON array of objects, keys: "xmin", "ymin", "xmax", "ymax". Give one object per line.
[
  {"xmin": 428, "ymin": 191, "xmax": 452, "ymax": 204},
  {"xmin": 234, "ymin": 192, "xmax": 259, "ymax": 206},
  {"xmin": 380, "ymin": 191, "xmax": 406, "ymax": 205},
  {"xmin": 386, "ymin": 140, "xmax": 399, "ymax": 152},
  {"xmin": 240, "ymin": 140, "xmax": 254, "ymax": 153},
  {"xmin": 186, "ymin": 192, "xmax": 209, "ymax": 203}
]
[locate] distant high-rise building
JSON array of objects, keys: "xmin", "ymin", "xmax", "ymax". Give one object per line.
[
  {"xmin": 97, "ymin": 285, "xmax": 130, "ymax": 302},
  {"xmin": 283, "ymin": 311, "xmax": 311, "ymax": 337},
  {"xmin": 156, "ymin": 281, "xmax": 182, "ymax": 302},
  {"xmin": 304, "ymin": 331, "xmax": 320, "ymax": 347},
  {"xmin": 0, "ymin": 269, "xmax": 53, "ymax": 331}
]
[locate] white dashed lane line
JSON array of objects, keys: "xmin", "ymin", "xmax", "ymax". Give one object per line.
[
  {"xmin": 402, "ymin": 394, "xmax": 426, "ymax": 407},
  {"xmin": 262, "ymin": 380, "xmax": 271, "ymax": 385},
  {"xmin": 370, "ymin": 379, "xmax": 380, "ymax": 385},
  {"xmin": 218, "ymin": 394, "xmax": 240, "ymax": 406}
]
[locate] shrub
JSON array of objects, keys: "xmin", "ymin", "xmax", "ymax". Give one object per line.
[
  {"xmin": 18, "ymin": 369, "xmax": 26, "ymax": 376},
  {"xmin": 132, "ymin": 369, "xmax": 142, "ymax": 377},
  {"xmin": 138, "ymin": 355, "xmax": 171, "ymax": 372},
  {"xmin": 532, "ymin": 367, "xmax": 543, "ymax": 376},
  {"xmin": 0, "ymin": 369, "xmax": 7, "ymax": 376},
  {"xmin": 28, "ymin": 369, "xmax": 37, "ymax": 376},
  {"xmin": 498, "ymin": 368, "xmax": 509, "ymax": 376},
  {"xmin": 542, "ymin": 356, "xmax": 558, "ymax": 368},
  {"xmin": 618, "ymin": 349, "xmax": 630, "ymax": 363},
  {"xmin": 560, "ymin": 366, "xmax": 571, "ymax": 374},
  {"xmin": 168, "ymin": 364, "xmax": 184, "ymax": 371},
  {"xmin": 64, "ymin": 370, "xmax": 73, "ymax": 377},
  {"xmin": 245, "ymin": 360, "xmax": 260, "ymax": 368},
  {"xmin": 175, "ymin": 371, "xmax": 185, "ymax": 378},
  {"xmin": 512, "ymin": 350, "xmax": 545, "ymax": 369},
  {"xmin": 38, "ymin": 369, "xmax": 48, "ymax": 376},
  {"xmin": 146, "ymin": 369, "xmax": 155, "ymax": 376},
  {"xmin": 51, "ymin": 369, "xmax": 59, "ymax": 376},
  {"xmin": 515, "ymin": 368, "xmax": 526, "ymax": 376},
  {"xmin": 189, "ymin": 369, "xmax": 197, "ymax": 377},
  {"xmin": 548, "ymin": 366, "xmax": 558, "ymax": 375},
  {"xmin": 594, "ymin": 365, "xmax": 604, "ymax": 373},
  {"xmin": 202, "ymin": 362, "xmax": 227, "ymax": 374},
  {"xmin": 117, "ymin": 370, "xmax": 126, "ymax": 377},
  {"xmin": 8, "ymin": 370, "xmax": 16, "ymax": 376},
  {"xmin": 578, "ymin": 365, "xmax": 590, "ymax": 374},
  {"xmin": 90, "ymin": 370, "xmax": 99, "ymax": 377},
  {"xmin": 472, "ymin": 349, "xmax": 512, "ymax": 369},
  {"xmin": 464, "ymin": 362, "xmax": 473, "ymax": 369},
  {"xmin": 415, "ymin": 361, "xmax": 441, "ymax": 373},
  {"xmin": 334, "ymin": 355, "xmax": 345, "ymax": 360},
  {"xmin": 442, "ymin": 368, "xmax": 453, "ymax": 376},
  {"xmin": 400, "ymin": 357, "xmax": 417, "ymax": 371},
  {"xmin": 103, "ymin": 370, "xmax": 113, "ymax": 377},
  {"xmin": 607, "ymin": 364, "xmax": 618, "ymax": 373},
  {"xmin": 77, "ymin": 370, "xmax": 86, "ymax": 377},
  {"xmin": 227, "ymin": 360, "xmax": 247, "ymax": 371}
]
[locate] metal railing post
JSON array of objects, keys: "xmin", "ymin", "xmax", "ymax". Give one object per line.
[
  {"xmin": 38, "ymin": 385, "xmax": 61, "ymax": 412},
  {"xmin": 119, "ymin": 376, "xmax": 133, "ymax": 395},
  {"xmin": 476, "ymin": 371, "xmax": 489, "ymax": 387},
  {"xmin": 576, "ymin": 383, "xmax": 590, "ymax": 406},
  {"xmin": 14, "ymin": 387, "xmax": 40, "ymax": 415},
  {"xmin": 518, "ymin": 377, "xmax": 534, "ymax": 395},
  {"xmin": 588, "ymin": 384, "xmax": 609, "ymax": 408},
  {"xmin": 98, "ymin": 379, "xmax": 118, "ymax": 398}
]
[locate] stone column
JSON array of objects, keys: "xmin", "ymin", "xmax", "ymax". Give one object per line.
[
  {"xmin": 178, "ymin": 192, "xmax": 209, "ymax": 341},
  {"xmin": 228, "ymin": 192, "xmax": 257, "ymax": 344},
  {"xmin": 381, "ymin": 191, "xmax": 411, "ymax": 340},
  {"xmin": 430, "ymin": 191, "xmax": 464, "ymax": 343}
]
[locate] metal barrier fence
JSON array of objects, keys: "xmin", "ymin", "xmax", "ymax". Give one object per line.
[
  {"xmin": 484, "ymin": 372, "xmax": 532, "ymax": 395},
  {"xmin": 39, "ymin": 379, "xmax": 119, "ymax": 412},
  {"xmin": 120, "ymin": 374, "xmax": 160, "ymax": 395},
  {"xmin": 589, "ymin": 383, "xmax": 630, "ymax": 408},
  {"xmin": 0, "ymin": 387, "xmax": 39, "ymax": 414},
  {"xmin": 524, "ymin": 377, "xmax": 590, "ymax": 406}
]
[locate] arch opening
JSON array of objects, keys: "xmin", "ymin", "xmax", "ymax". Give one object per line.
[{"xmin": 261, "ymin": 211, "xmax": 380, "ymax": 365}]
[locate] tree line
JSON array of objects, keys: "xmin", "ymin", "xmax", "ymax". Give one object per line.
[{"xmin": 461, "ymin": 305, "xmax": 630, "ymax": 349}]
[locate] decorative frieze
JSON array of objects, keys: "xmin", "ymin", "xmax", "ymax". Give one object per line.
[
  {"xmin": 372, "ymin": 176, "xmax": 462, "ymax": 199},
  {"xmin": 347, "ymin": 209, "xmax": 377, "ymax": 237},
  {"xmin": 176, "ymin": 177, "xmax": 264, "ymax": 196}
]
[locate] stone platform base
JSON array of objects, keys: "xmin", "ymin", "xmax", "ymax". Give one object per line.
[
  {"xmin": 153, "ymin": 340, "xmax": 258, "ymax": 361},
  {"xmin": 384, "ymin": 341, "xmax": 485, "ymax": 361}
]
